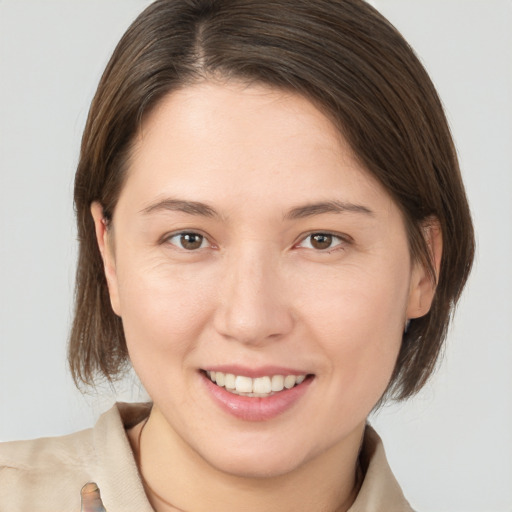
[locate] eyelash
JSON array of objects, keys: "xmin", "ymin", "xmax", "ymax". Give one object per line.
[{"xmin": 163, "ymin": 230, "xmax": 350, "ymax": 253}]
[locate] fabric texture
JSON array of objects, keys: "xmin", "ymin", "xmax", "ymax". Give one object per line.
[{"xmin": 0, "ymin": 402, "xmax": 414, "ymax": 511}]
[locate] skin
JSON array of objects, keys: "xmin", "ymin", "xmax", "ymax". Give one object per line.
[
  {"xmin": 91, "ymin": 81, "xmax": 441, "ymax": 512},
  {"xmin": 80, "ymin": 483, "xmax": 106, "ymax": 512}
]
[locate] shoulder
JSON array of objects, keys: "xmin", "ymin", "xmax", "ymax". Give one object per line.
[
  {"xmin": 348, "ymin": 425, "xmax": 416, "ymax": 512},
  {"xmin": 0, "ymin": 423, "xmax": 94, "ymax": 470},
  {"xmin": 0, "ymin": 425, "xmax": 94, "ymax": 509},
  {"xmin": 0, "ymin": 402, "xmax": 151, "ymax": 511}
]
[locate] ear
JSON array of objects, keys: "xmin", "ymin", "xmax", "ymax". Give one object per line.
[
  {"xmin": 90, "ymin": 202, "xmax": 122, "ymax": 316},
  {"xmin": 406, "ymin": 219, "xmax": 443, "ymax": 320}
]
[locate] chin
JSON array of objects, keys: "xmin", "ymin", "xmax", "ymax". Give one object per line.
[{"xmin": 204, "ymin": 448, "xmax": 306, "ymax": 479}]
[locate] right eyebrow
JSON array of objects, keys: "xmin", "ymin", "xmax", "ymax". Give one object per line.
[{"xmin": 139, "ymin": 198, "xmax": 219, "ymax": 218}]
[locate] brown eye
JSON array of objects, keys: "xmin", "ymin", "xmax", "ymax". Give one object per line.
[
  {"xmin": 310, "ymin": 233, "xmax": 333, "ymax": 250},
  {"xmin": 297, "ymin": 232, "xmax": 346, "ymax": 252},
  {"xmin": 167, "ymin": 232, "xmax": 207, "ymax": 250},
  {"xmin": 180, "ymin": 233, "xmax": 204, "ymax": 250}
]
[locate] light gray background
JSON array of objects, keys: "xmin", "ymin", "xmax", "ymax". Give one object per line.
[{"xmin": 0, "ymin": 1, "xmax": 511, "ymax": 511}]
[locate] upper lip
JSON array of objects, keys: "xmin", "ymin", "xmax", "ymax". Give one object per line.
[{"xmin": 203, "ymin": 365, "xmax": 312, "ymax": 378}]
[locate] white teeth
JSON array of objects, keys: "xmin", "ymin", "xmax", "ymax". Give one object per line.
[
  {"xmin": 215, "ymin": 372, "xmax": 225, "ymax": 387},
  {"xmin": 253, "ymin": 376, "xmax": 272, "ymax": 394},
  {"xmin": 284, "ymin": 375, "xmax": 296, "ymax": 389},
  {"xmin": 206, "ymin": 371, "xmax": 307, "ymax": 396},
  {"xmin": 271, "ymin": 375, "xmax": 284, "ymax": 392},
  {"xmin": 235, "ymin": 375, "xmax": 253, "ymax": 393},
  {"xmin": 224, "ymin": 373, "xmax": 236, "ymax": 390}
]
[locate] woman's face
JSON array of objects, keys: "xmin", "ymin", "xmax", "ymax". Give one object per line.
[{"xmin": 93, "ymin": 81, "xmax": 434, "ymax": 477}]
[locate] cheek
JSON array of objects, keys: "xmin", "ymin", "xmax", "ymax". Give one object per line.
[
  {"xmin": 116, "ymin": 262, "xmax": 219, "ymax": 405},
  {"xmin": 115, "ymin": 256, "xmax": 217, "ymax": 359},
  {"xmin": 300, "ymin": 257, "xmax": 410, "ymax": 334},
  {"xmin": 299, "ymin": 262, "xmax": 409, "ymax": 404}
]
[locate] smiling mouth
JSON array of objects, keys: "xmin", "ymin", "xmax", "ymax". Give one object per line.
[{"xmin": 204, "ymin": 370, "xmax": 311, "ymax": 398}]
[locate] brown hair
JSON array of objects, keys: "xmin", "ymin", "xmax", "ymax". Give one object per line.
[{"xmin": 70, "ymin": 0, "xmax": 474, "ymax": 400}]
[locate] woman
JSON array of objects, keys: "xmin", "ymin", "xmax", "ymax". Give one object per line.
[{"xmin": 0, "ymin": 0, "xmax": 474, "ymax": 510}]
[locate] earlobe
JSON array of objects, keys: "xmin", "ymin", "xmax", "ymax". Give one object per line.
[
  {"xmin": 90, "ymin": 202, "xmax": 122, "ymax": 316},
  {"xmin": 406, "ymin": 219, "xmax": 443, "ymax": 319}
]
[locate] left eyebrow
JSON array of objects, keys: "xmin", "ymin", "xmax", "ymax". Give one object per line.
[{"xmin": 284, "ymin": 200, "xmax": 374, "ymax": 220}]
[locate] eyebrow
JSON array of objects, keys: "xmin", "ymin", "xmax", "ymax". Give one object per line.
[
  {"xmin": 140, "ymin": 198, "xmax": 374, "ymax": 220},
  {"xmin": 140, "ymin": 199, "xmax": 218, "ymax": 218},
  {"xmin": 284, "ymin": 200, "xmax": 374, "ymax": 220}
]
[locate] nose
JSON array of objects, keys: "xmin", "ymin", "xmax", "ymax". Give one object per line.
[{"xmin": 213, "ymin": 245, "xmax": 294, "ymax": 346}]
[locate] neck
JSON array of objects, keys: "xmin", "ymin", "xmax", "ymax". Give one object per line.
[{"xmin": 129, "ymin": 407, "xmax": 364, "ymax": 512}]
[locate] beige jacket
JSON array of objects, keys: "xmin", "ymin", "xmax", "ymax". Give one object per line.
[{"xmin": 0, "ymin": 403, "xmax": 414, "ymax": 511}]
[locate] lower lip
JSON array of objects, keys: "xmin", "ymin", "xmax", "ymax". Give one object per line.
[{"xmin": 201, "ymin": 373, "xmax": 313, "ymax": 422}]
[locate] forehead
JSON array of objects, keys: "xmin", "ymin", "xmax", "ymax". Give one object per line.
[{"xmin": 120, "ymin": 80, "xmax": 394, "ymax": 217}]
